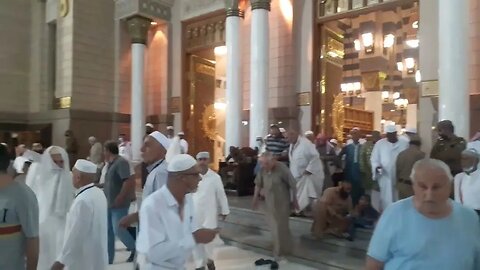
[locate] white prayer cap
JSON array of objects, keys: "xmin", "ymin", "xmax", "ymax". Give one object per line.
[
  {"xmin": 384, "ymin": 125, "xmax": 397, "ymax": 134},
  {"xmin": 167, "ymin": 154, "xmax": 197, "ymax": 172},
  {"xmin": 49, "ymin": 146, "xmax": 63, "ymax": 155},
  {"xmin": 330, "ymin": 139, "xmax": 338, "ymax": 145},
  {"xmin": 279, "ymin": 128, "xmax": 286, "ymax": 133},
  {"xmin": 149, "ymin": 131, "xmax": 171, "ymax": 150},
  {"xmin": 352, "ymin": 127, "xmax": 361, "ymax": 131},
  {"xmin": 88, "ymin": 136, "xmax": 96, "ymax": 141},
  {"xmin": 146, "ymin": 123, "xmax": 154, "ymax": 128},
  {"xmin": 178, "ymin": 131, "xmax": 185, "ymax": 136},
  {"xmin": 196, "ymin": 152, "xmax": 210, "ymax": 159},
  {"xmin": 74, "ymin": 159, "xmax": 97, "ymax": 174},
  {"xmin": 406, "ymin": 127, "xmax": 417, "ymax": 134},
  {"xmin": 167, "ymin": 126, "xmax": 174, "ymax": 130},
  {"xmin": 0, "ymin": 142, "xmax": 6, "ymax": 147},
  {"xmin": 304, "ymin": 131, "xmax": 314, "ymax": 136}
]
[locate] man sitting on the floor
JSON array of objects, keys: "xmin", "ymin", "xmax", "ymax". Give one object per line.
[
  {"xmin": 311, "ymin": 181, "xmax": 353, "ymax": 239},
  {"xmin": 345, "ymin": 194, "xmax": 379, "ymax": 241}
]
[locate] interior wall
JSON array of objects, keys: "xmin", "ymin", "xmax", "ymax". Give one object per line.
[{"xmin": 0, "ymin": 0, "xmax": 31, "ymax": 114}]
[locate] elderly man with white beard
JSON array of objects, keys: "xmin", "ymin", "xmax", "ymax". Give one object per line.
[
  {"xmin": 192, "ymin": 152, "xmax": 230, "ymax": 270},
  {"xmin": 26, "ymin": 146, "xmax": 75, "ymax": 270},
  {"xmin": 51, "ymin": 159, "xmax": 108, "ymax": 270},
  {"xmin": 287, "ymin": 129, "xmax": 324, "ymax": 214}
]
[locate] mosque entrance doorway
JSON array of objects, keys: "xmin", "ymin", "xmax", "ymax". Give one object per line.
[
  {"xmin": 312, "ymin": 0, "xmax": 420, "ymax": 140},
  {"xmin": 182, "ymin": 11, "xmax": 227, "ymax": 169}
]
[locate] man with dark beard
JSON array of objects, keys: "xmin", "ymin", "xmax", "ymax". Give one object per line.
[
  {"xmin": 431, "ymin": 120, "xmax": 466, "ymax": 176},
  {"xmin": 311, "ymin": 181, "xmax": 353, "ymax": 239}
]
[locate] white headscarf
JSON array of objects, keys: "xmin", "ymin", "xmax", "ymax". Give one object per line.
[{"xmin": 29, "ymin": 146, "xmax": 74, "ymax": 223}]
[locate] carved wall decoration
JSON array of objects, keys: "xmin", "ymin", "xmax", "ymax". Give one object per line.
[{"xmin": 184, "ymin": 13, "xmax": 226, "ymax": 52}]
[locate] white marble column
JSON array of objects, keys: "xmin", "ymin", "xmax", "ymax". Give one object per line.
[
  {"xmin": 225, "ymin": 5, "xmax": 244, "ymax": 155},
  {"xmin": 364, "ymin": 92, "xmax": 382, "ymax": 131},
  {"xmin": 406, "ymin": 104, "xmax": 417, "ymax": 129},
  {"xmin": 249, "ymin": 0, "xmax": 271, "ymax": 147},
  {"xmin": 438, "ymin": 0, "xmax": 470, "ymax": 139},
  {"xmin": 418, "ymin": 0, "xmax": 439, "ymax": 153},
  {"xmin": 127, "ymin": 16, "xmax": 151, "ymax": 163}
]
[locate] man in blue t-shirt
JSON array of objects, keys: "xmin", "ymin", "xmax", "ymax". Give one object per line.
[{"xmin": 366, "ymin": 159, "xmax": 480, "ymax": 270}]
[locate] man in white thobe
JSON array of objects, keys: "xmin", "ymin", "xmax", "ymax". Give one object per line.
[
  {"xmin": 454, "ymin": 148, "xmax": 480, "ymax": 216},
  {"xmin": 370, "ymin": 125, "xmax": 408, "ymax": 212},
  {"xmin": 118, "ymin": 134, "xmax": 133, "ymax": 162},
  {"xmin": 136, "ymin": 154, "xmax": 219, "ymax": 270},
  {"xmin": 287, "ymin": 130, "xmax": 325, "ymax": 213},
  {"xmin": 192, "ymin": 152, "xmax": 230, "ymax": 270},
  {"xmin": 13, "ymin": 144, "xmax": 26, "ymax": 173},
  {"xmin": 51, "ymin": 159, "xmax": 108, "ymax": 270},
  {"xmin": 26, "ymin": 146, "xmax": 75, "ymax": 270},
  {"xmin": 178, "ymin": 132, "xmax": 189, "ymax": 154},
  {"xmin": 87, "ymin": 136, "xmax": 103, "ymax": 167},
  {"xmin": 119, "ymin": 131, "xmax": 171, "ymax": 228}
]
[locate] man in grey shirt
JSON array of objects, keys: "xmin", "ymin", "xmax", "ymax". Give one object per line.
[
  {"xmin": 103, "ymin": 141, "xmax": 136, "ymax": 264},
  {"xmin": 0, "ymin": 144, "xmax": 39, "ymax": 270}
]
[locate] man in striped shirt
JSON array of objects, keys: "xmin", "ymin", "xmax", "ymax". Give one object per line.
[{"xmin": 265, "ymin": 125, "xmax": 289, "ymax": 160}]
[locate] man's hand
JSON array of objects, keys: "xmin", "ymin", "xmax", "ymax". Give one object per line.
[
  {"xmin": 219, "ymin": 215, "xmax": 227, "ymax": 221},
  {"xmin": 119, "ymin": 213, "xmax": 138, "ymax": 229},
  {"xmin": 193, "ymin": 228, "xmax": 219, "ymax": 244},
  {"xmin": 112, "ymin": 195, "xmax": 125, "ymax": 208},
  {"xmin": 51, "ymin": 261, "xmax": 64, "ymax": 270}
]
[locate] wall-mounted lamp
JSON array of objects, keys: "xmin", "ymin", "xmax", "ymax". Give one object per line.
[
  {"xmin": 415, "ymin": 70, "xmax": 422, "ymax": 83},
  {"xmin": 405, "ymin": 39, "xmax": 419, "ymax": 48},
  {"xmin": 383, "ymin": 34, "xmax": 395, "ymax": 48},
  {"xmin": 382, "ymin": 91, "xmax": 400, "ymax": 103},
  {"xmin": 394, "ymin": 98, "xmax": 409, "ymax": 110},
  {"xmin": 354, "ymin": 39, "xmax": 361, "ymax": 51},
  {"xmin": 405, "ymin": 57, "xmax": 416, "ymax": 74},
  {"xmin": 361, "ymin": 32, "xmax": 374, "ymax": 53},
  {"xmin": 396, "ymin": 62, "xmax": 404, "ymax": 72},
  {"xmin": 341, "ymin": 82, "xmax": 362, "ymax": 96}
]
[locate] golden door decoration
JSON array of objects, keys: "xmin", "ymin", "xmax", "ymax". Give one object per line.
[{"xmin": 332, "ymin": 93, "xmax": 345, "ymax": 145}]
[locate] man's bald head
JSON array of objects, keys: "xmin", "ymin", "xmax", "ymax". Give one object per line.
[{"xmin": 411, "ymin": 159, "xmax": 452, "ymax": 217}]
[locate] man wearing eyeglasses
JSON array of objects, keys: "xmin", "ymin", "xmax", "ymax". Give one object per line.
[
  {"xmin": 136, "ymin": 154, "xmax": 219, "ymax": 270},
  {"xmin": 192, "ymin": 152, "xmax": 230, "ymax": 270}
]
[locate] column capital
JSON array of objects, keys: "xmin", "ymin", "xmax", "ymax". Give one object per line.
[
  {"xmin": 225, "ymin": 0, "xmax": 246, "ymax": 17},
  {"xmin": 250, "ymin": 0, "xmax": 271, "ymax": 11},
  {"xmin": 126, "ymin": 15, "xmax": 151, "ymax": 44}
]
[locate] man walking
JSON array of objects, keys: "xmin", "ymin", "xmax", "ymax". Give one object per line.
[
  {"xmin": 103, "ymin": 141, "xmax": 136, "ymax": 263},
  {"xmin": 192, "ymin": 152, "xmax": 230, "ymax": 270},
  {"xmin": 252, "ymin": 152, "xmax": 298, "ymax": 269},
  {"xmin": 396, "ymin": 135, "xmax": 425, "ymax": 199},
  {"xmin": 51, "ymin": 159, "xmax": 108, "ymax": 270}
]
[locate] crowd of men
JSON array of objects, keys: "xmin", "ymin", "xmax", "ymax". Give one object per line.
[{"xmin": 1, "ymin": 118, "xmax": 480, "ymax": 270}]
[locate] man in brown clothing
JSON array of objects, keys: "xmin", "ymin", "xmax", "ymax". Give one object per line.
[
  {"xmin": 430, "ymin": 120, "xmax": 466, "ymax": 176},
  {"xmin": 311, "ymin": 181, "xmax": 353, "ymax": 239},
  {"xmin": 396, "ymin": 135, "xmax": 426, "ymax": 199}
]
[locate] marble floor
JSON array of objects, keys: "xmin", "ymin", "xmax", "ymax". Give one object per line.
[{"xmin": 107, "ymin": 242, "xmax": 316, "ymax": 270}]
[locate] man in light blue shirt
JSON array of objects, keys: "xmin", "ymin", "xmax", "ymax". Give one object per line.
[{"xmin": 366, "ymin": 159, "xmax": 480, "ymax": 270}]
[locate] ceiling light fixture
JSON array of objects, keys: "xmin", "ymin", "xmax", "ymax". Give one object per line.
[
  {"xmin": 405, "ymin": 39, "xmax": 419, "ymax": 48},
  {"xmin": 383, "ymin": 34, "xmax": 395, "ymax": 48}
]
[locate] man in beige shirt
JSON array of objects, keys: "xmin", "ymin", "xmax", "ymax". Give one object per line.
[{"xmin": 396, "ymin": 135, "xmax": 425, "ymax": 199}]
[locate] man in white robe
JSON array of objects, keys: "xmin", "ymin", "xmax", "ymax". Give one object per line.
[
  {"xmin": 178, "ymin": 132, "xmax": 189, "ymax": 154},
  {"xmin": 454, "ymin": 148, "xmax": 480, "ymax": 216},
  {"xmin": 26, "ymin": 146, "xmax": 75, "ymax": 269},
  {"xmin": 87, "ymin": 136, "xmax": 103, "ymax": 167},
  {"xmin": 192, "ymin": 152, "xmax": 230, "ymax": 270},
  {"xmin": 136, "ymin": 154, "xmax": 219, "ymax": 270},
  {"xmin": 51, "ymin": 159, "xmax": 108, "ymax": 270},
  {"xmin": 370, "ymin": 125, "xmax": 408, "ymax": 211},
  {"xmin": 13, "ymin": 144, "xmax": 26, "ymax": 173},
  {"xmin": 287, "ymin": 130, "xmax": 325, "ymax": 213}
]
